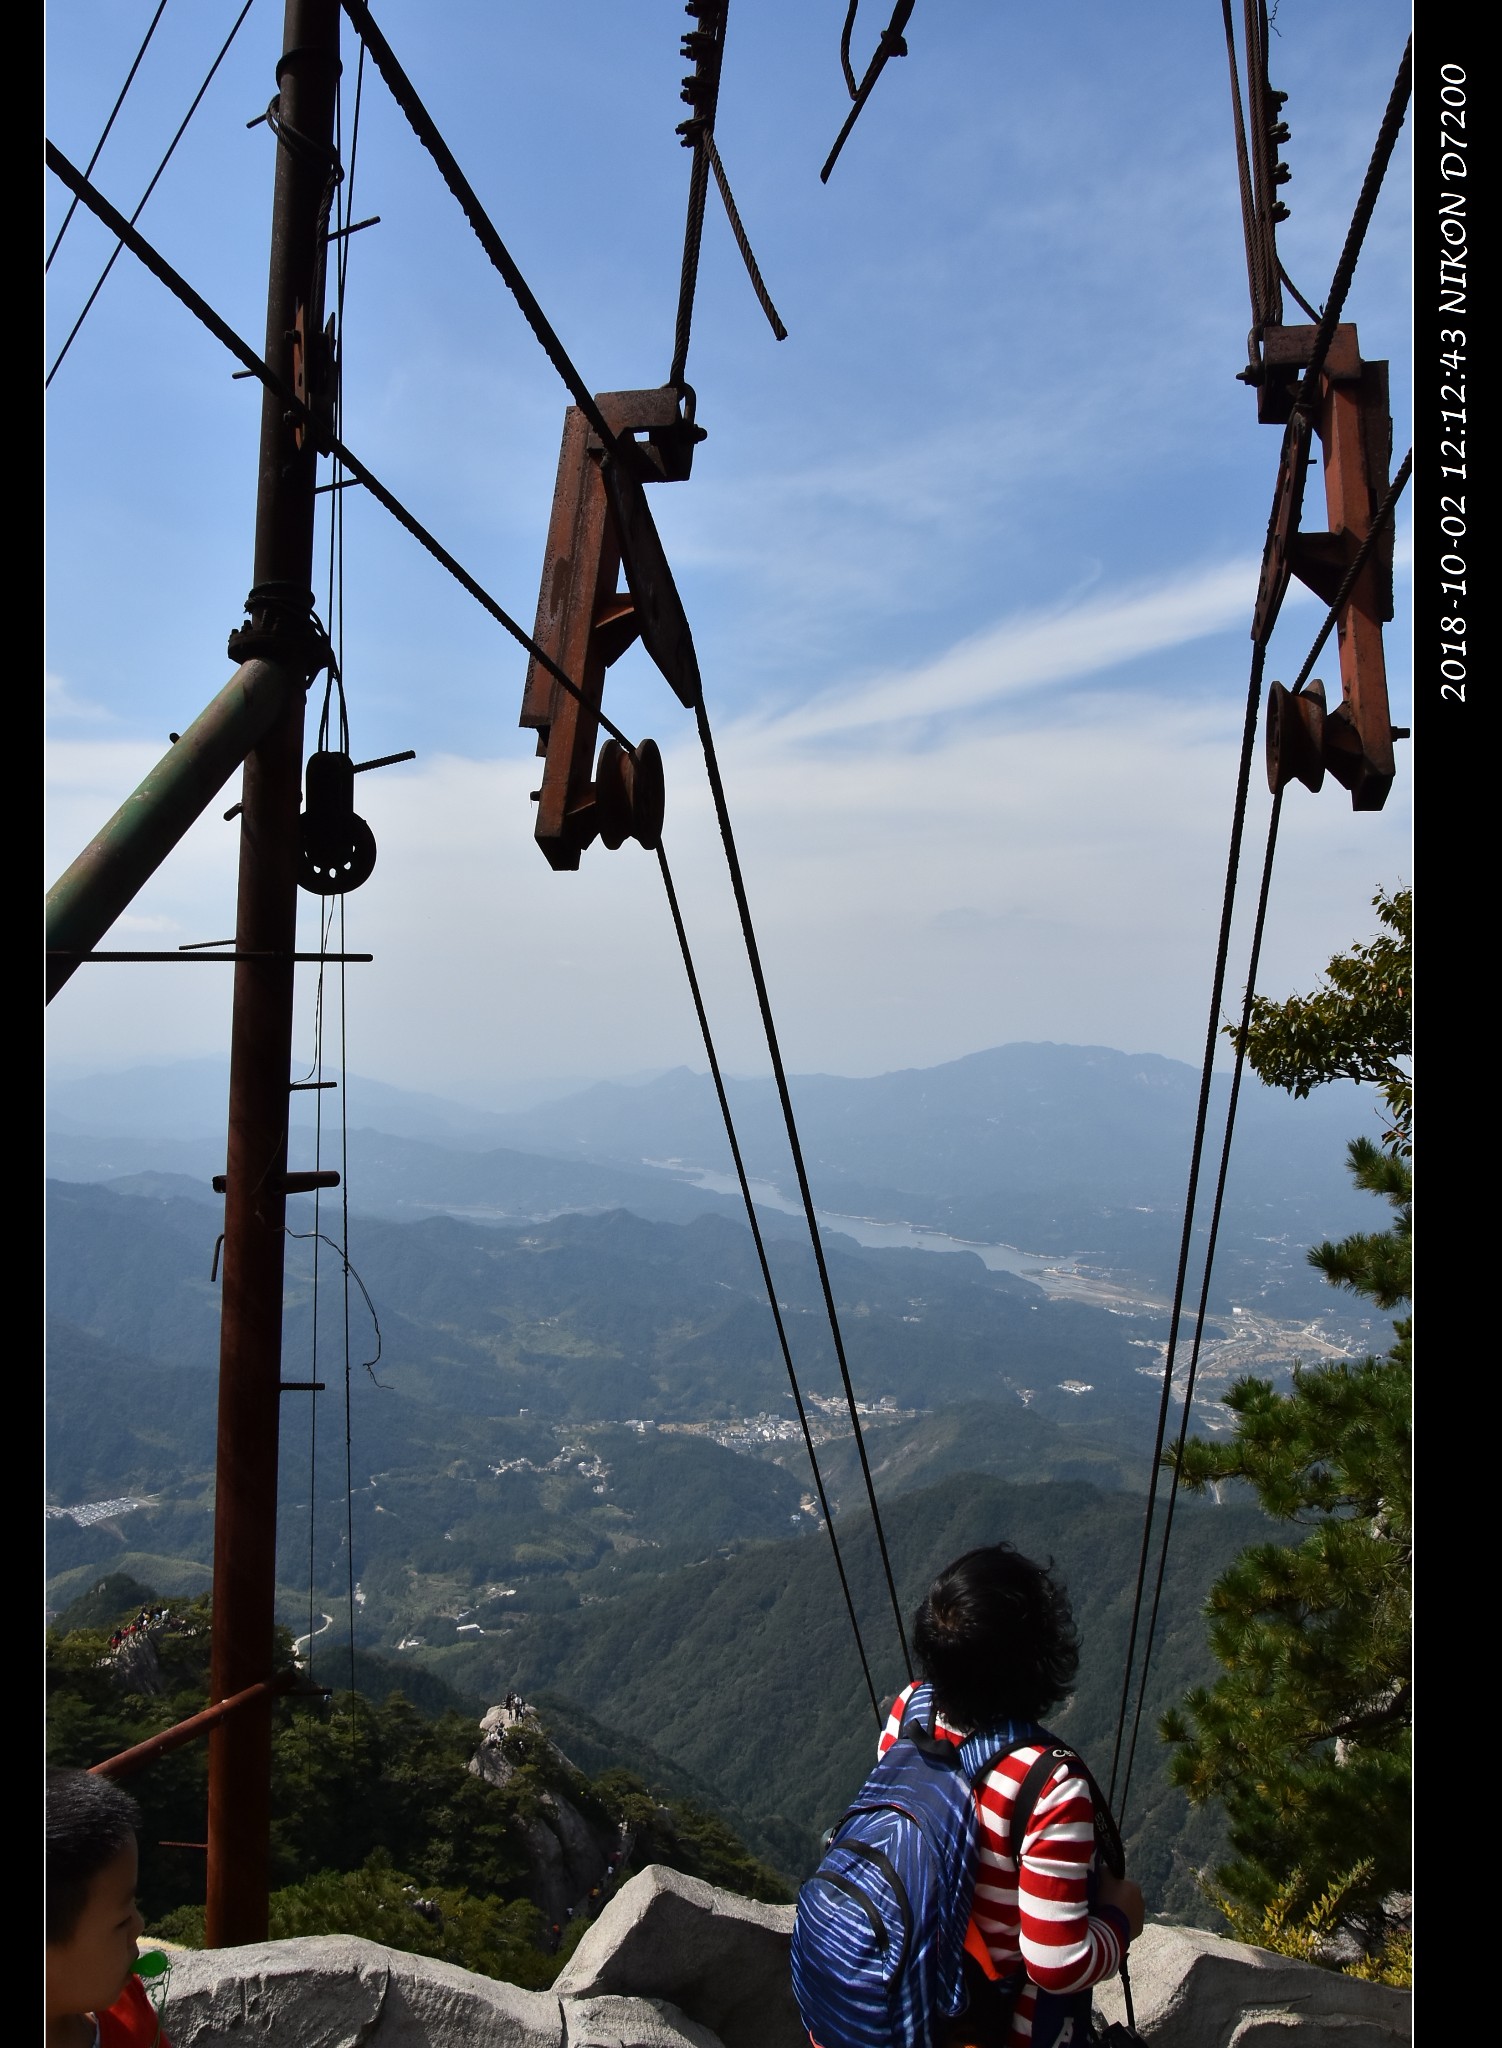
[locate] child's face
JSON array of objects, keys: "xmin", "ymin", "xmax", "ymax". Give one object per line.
[{"xmin": 46, "ymin": 1837, "xmax": 145, "ymax": 2021}]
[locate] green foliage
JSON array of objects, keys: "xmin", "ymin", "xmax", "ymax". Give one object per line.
[
  {"xmin": 47, "ymin": 1598, "xmax": 790, "ymax": 1971},
  {"xmin": 1305, "ymin": 1140, "xmax": 1410, "ymax": 1310},
  {"xmin": 1163, "ymin": 1016, "xmax": 1411, "ymax": 1955},
  {"xmin": 155, "ymin": 1852, "xmax": 554, "ymax": 1986},
  {"xmin": 1205, "ymin": 1860, "xmax": 1369, "ymax": 1965},
  {"xmin": 1226, "ymin": 885, "xmax": 1411, "ymax": 1154}
]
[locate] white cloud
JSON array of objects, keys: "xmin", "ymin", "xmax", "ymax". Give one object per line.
[{"xmin": 751, "ymin": 557, "xmax": 1264, "ymax": 743}]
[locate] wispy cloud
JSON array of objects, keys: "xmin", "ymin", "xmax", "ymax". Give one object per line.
[
  {"xmin": 749, "ymin": 556, "xmax": 1264, "ymax": 743},
  {"xmin": 45, "ymin": 672, "xmax": 115, "ymax": 725}
]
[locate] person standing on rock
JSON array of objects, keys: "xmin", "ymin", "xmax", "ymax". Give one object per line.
[{"xmin": 795, "ymin": 1542, "xmax": 1144, "ymax": 2048}]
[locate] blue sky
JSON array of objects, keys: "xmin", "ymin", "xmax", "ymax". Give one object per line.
[{"xmin": 45, "ymin": 0, "xmax": 1413, "ymax": 1104}]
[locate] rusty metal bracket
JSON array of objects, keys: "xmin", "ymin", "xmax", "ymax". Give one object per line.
[
  {"xmin": 1249, "ymin": 324, "xmax": 1395, "ymax": 812},
  {"xmin": 520, "ymin": 389, "xmax": 700, "ymax": 871}
]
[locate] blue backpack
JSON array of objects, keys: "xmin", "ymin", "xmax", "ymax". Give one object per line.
[{"xmin": 790, "ymin": 1683, "xmax": 1038, "ymax": 2048}]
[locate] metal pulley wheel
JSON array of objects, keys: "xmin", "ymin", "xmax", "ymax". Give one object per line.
[
  {"xmin": 298, "ymin": 748, "xmax": 378, "ymax": 894},
  {"xmin": 594, "ymin": 736, "xmax": 665, "ymax": 852},
  {"xmin": 1265, "ymin": 678, "xmax": 1326, "ymax": 795}
]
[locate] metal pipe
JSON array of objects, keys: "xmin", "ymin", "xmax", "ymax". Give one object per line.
[
  {"xmin": 89, "ymin": 1671, "xmax": 308, "ymax": 1780},
  {"xmin": 205, "ymin": 0, "xmax": 340, "ymax": 1949},
  {"xmin": 44, "ymin": 659, "xmax": 302, "ymax": 1001}
]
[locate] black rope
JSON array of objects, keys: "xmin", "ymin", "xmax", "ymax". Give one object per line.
[
  {"xmin": 1277, "ymin": 258, "xmax": 1320, "ymax": 325},
  {"xmin": 691, "ymin": 695, "xmax": 912, "ymax": 1676},
  {"xmin": 820, "ymin": 0, "xmax": 915, "ymax": 184},
  {"xmin": 1115, "ymin": 782, "xmax": 1284, "ymax": 1825},
  {"xmin": 706, "ymin": 136, "xmax": 788, "ymax": 344},
  {"xmin": 336, "ymin": 0, "xmax": 622, "ymax": 457},
  {"xmin": 1107, "ymin": 459, "xmax": 1409, "ymax": 1805},
  {"xmin": 1292, "ymin": 38, "xmax": 1411, "ymax": 410},
  {"xmin": 839, "ymin": 0, "xmax": 861, "ymax": 100},
  {"xmin": 1242, "ymin": 0, "xmax": 1283, "ymax": 329},
  {"xmin": 42, "ymin": 142, "xmax": 643, "ymax": 761},
  {"xmin": 45, "ymin": 0, "xmax": 170, "ymax": 272},
  {"xmin": 45, "ymin": 0, "xmax": 258, "ymax": 387},
  {"xmin": 339, "ymin": 905, "xmax": 357, "ymax": 1707},
  {"xmin": 1108, "ymin": 638, "xmax": 1266, "ymax": 1807},
  {"xmin": 671, "ymin": 138, "xmax": 713, "ymax": 390},
  {"xmin": 282, "ymin": 1225, "xmax": 385, "ymax": 1385},
  {"xmin": 1219, "ymin": 0, "xmax": 1263, "ymax": 329},
  {"xmin": 657, "ymin": 843, "xmax": 885, "ymax": 1724},
  {"xmin": 669, "ymin": 0, "xmax": 732, "ymax": 387}
]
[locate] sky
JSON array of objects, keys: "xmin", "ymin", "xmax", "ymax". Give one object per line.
[{"xmin": 44, "ymin": 0, "xmax": 1414, "ymax": 1108}]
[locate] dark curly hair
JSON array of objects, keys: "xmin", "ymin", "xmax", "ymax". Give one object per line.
[{"xmin": 912, "ymin": 1543, "xmax": 1080, "ymax": 1728}]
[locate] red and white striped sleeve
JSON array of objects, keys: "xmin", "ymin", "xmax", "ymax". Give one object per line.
[{"xmin": 978, "ymin": 1752, "xmax": 1128, "ymax": 1994}]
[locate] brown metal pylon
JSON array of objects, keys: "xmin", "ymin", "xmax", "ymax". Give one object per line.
[{"xmin": 205, "ymin": 0, "xmax": 342, "ymax": 1947}]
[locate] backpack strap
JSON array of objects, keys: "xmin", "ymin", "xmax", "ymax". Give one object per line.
[{"xmin": 1006, "ymin": 1741, "xmax": 1127, "ymax": 1878}]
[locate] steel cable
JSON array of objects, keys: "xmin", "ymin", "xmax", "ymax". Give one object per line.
[
  {"xmin": 1114, "ymin": 782, "xmax": 1284, "ymax": 1822},
  {"xmin": 820, "ymin": 0, "xmax": 915, "ymax": 184},
  {"xmin": 1105, "ymin": 637, "xmax": 1266, "ymax": 1810},
  {"xmin": 336, "ymin": 0, "xmax": 622, "ymax": 457},
  {"xmin": 45, "ymin": 0, "xmax": 258, "ymax": 387},
  {"xmin": 691, "ymin": 694, "xmax": 913, "ymax": 1677},
  {"xmin": 657, "ymin": 842, "xmax": 886, "ymax": 1723},
  {"xmin": 706, "ymin": 136, "xmax": 788, "ymax": 344},
  {"xmin": 1219, "ymin": 0, "xmax": 1263, "ymax": 329},
  {"xmin": 671, "ymin": 133, "xmax": 714, "ymax": 391},
  {"xmin": 1292, "ymin": 38, "xmax": 1411, "ymax": 410},
  {"xmin": 1113, "ymin": 446, "xmax": 1412, "ymax": 1818},
  {"xmin": 1107, "ymin": 39, "xmax": 1411, "ymax": 1810},
  {"xmin": 44, "ymin": 141, "xmax": 644, "ymax": 762},
  {"xmin": 45, "ymin": 0, "xmax": 170, "ymax": 272}
]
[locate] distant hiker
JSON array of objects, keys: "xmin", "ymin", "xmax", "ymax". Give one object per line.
[
  {"xmin": 47, "ymin": 1766, "xmax": 173, "ymax": 2047},
  {"xmin": 792, "ymin": 1542, "xmax": 1144, "ymax": 2048}
]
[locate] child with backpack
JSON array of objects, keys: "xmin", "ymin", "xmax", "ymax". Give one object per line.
[{"xmin": 792, "ymin": 1543, "xmax": 1144, "ymax": 2048}]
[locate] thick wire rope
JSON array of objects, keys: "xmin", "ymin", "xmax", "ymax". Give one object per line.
[
  {"xmin": 1106, "ymin": 35, "xmax": 1412, "ymax": 1812},
  {"xmin": 340, "ymin": 904, "xmax": 357, "ymax": 1708},
  {"xmin": 820, "ymin": 0, "xmax": 915, "ymax": 184},
  {"xmin": 1219, "ymin": 0, "xmax": 1263, "ymax": 329},
  {"xmin": 671, "ymin": 117, "xmax": 715, "ymax": 391},
  {"xmin": 1115, "ymin": 431, "xmax": 1417, "ymax": 1801},
  {"xmin": 1242, "ymin": 0, "xmax": 1282, "ymax": 329},
  {"xmin": 1114, "ymin": 786, "xmax": 1283, "ymax": 1823},
  {"xmin": 1105, "ymin": 640, "xmax": 1266, "ymax": 1810},
  {"xmin": 1107, "ymin": 462, "xmax": 1411, "ymax": 1819},
  {"xmin": 1291, "ymin": 38, "xmax": 1410, "ymax": 411},
  {"xmin": 657, "ymin": 842, "xmax": 886, "ymax": 1723},
  {"xmin": 706, "ymin": 136, "xmax": 787, "ymax": 345},
  {"xmin": 336, "ymin": 0, "xmax": 623, "ymax": 458},
  {"xmin": 691, "ymin": 696, "xmax": 913, "ymax": 1676},
  {"xmin": 669, "ymin": 5, "xmax": 785, "ymax": 379},
  {"xmin": 305, "ymin": 894, "xmax": 338, "ymax": 1679},
  {"xmin": 43, "ymin": 142, "xmax": 643, "ymax": 762},
  {"xmin": 45, "ymin": 0, "xmax": 258, "ymax": 387},
  {"xmin": 46, "ymin": 0, "xmax": 170, "ymax": 272}
]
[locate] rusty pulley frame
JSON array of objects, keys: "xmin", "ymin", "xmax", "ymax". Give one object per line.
[
  {"xmin": 519, "ymin": 387, "xmax": 703, "ymax": 870},
  {"xmin": 1248, "ymin": 322, "xmax": 1397, "ymax": 812}
]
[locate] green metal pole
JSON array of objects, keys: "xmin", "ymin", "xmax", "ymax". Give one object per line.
[{"xmin": 44, "ymin": 656, "xmax": 302, "ymax": 1000}]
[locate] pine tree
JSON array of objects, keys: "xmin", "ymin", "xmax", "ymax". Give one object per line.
[{"xmin": 1161, "ymin": 888, "xmax": 1411, "ymax": 1957}]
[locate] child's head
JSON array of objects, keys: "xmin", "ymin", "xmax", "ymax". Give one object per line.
[
  {"xmin": 913, "ymin": 1541, "xmax": 1081, "ymax": 1727},
  {"xmin": 46, "ymin": 1768, "xmax": 146, "ymax": 2022}
]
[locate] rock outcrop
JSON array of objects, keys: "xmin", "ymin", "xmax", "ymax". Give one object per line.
[
  {"xmin": 154, "ymin": 1873, "xmax": 1413, "ymax": 2048},
  {"xmin": 1092, "ymin": 1923, "xmax": 1412, "ymax": 2045},
  {"xmin": 554, "ymin": 1866, "xmax": 802, "ymax": 2048},
  {"xmin": 467, "ymin": 1703, "xmax": 621, "ymax": 1924}
]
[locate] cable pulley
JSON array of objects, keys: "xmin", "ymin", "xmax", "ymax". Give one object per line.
[
  {"xmin": 595, "ymin": 737, "xmax": 665, "ymax": 852},
  {"xmin": 1264, "ymin": 678, "xmax": 1326, "ymax": 795},
  {"xmin": 298, "ymin": 748, "xmax": 376, "ymax": 895}
]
